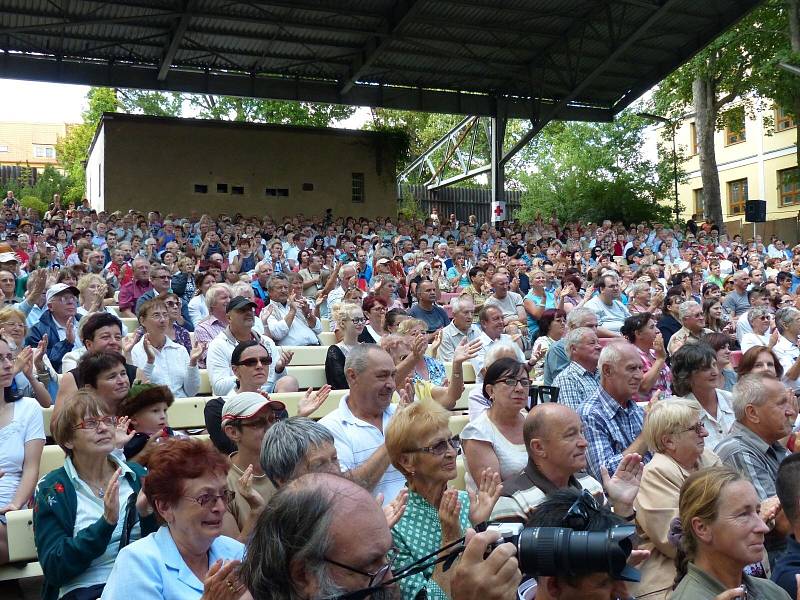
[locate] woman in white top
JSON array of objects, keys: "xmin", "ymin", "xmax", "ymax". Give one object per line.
[
  {"xmin": 130, "ymin": 298, "xmax": 202, "ymax": 398},
  {"xmin": 740, "ymin": 306, "xmax": 776, "ymax": 353},
  {"xmin": 669, "ymin": 342, "xmax": 735, "ymax": 450},
  {"xmin": 187, "ymin": 272, "xmax": 215, "ymax": 326},
  {"xmin": 0, "ymin": 336, "xmax": 45, "ymax": 564},
  {"xmin": 461, "ymin": 356, "xmax": 528, "ymax": 492}
]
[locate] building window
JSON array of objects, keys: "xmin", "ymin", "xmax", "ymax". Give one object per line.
[
  {"xmin": 689, "ymin": 122, "xmax": 698, "ymax": 155},
  {"xmin": 302, "ymin": 183, "xmax": 314, "ymax": 191},
  {"xmin": 33, "ymin": 144, "xmax": 55, "ymax": 158},
  {"xmin": 727, "ymin": 178, "xmax": 748, "ymax": 215},
  {"xmin": 216, "ymin": 183, "xmax": 228, "ymax": 194},
  {"xmin": 693, "ymin": 188, "xmax": 704, "ymax": 216},
  {"xmin": 0, "ymin": 146, "xmax": 8, "ymax": 153},
  {"xmin": 776, "ymin": 105, "xmax": 796, "ymax": 132},
  {"xmin": 352, "ymin": 173, "xmax": 365, "ymax": 203},
  {"xmin": 779, "ymin": 168, "xmax": 800, "ymax": 207},
  {"xmin": 231, "ymin": 185, "xmax": 244, "ymax": 195},
  {"xmin": 265, "ymin": 188, "xmax": 289, "ymax": 197},
  {"xmin": 724, "ymin": 108, "xmax": 746, "ymax": 146},
  {"xmin": 194, "ymin": 184, "xmax": 208, "ymax": 194}
]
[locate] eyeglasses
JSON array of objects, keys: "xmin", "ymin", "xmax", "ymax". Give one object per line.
[
  {"xmin": 347, "ymin": 317, "xmax": 367, "ymax": 325},
  {"xmin": 237, "ymin": 356, "xmax": 272, "ymax": 367},
  {"xmin": 236, "ymin": 413, "xmax": 279, "ymax": 429},
  {"xmin": 562, "ymin": 489, "xmax": 601, "ymax": 530},
  {"xmin": 73, "ymin": 416, "xmax": 118, "ymax": 431},
  {"xmin": 499, "ymin": 377, "xmax": 531, "ymax": 388},
  {"xmin": 153, "ymin": 274, "xmax": 171, "ymax": 280},
  {"xmin": 182, "ymin": 490, "xmax": 236, "ymax": 508},
  {"xmin": 164, "ymin": 301, "xmax": 179, "ymax": 308},
  {"xmin": 323, "ymin": 546, "xmax": 401, "ymax": 588},
  {"xmin": 679, "ymin": 421, "xmax": 706, "ymax": 435},
  {"xmin": 410, "ymin": 436, "xmax": 461, "ymax": 456}
]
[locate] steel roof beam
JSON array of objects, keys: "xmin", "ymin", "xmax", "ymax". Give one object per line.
[
  {"xmin": 339, "ymin": 0, "xmax": 424, "ymax": 95},
  {"xmin": 157, "ymin": 0, "xmax": 198, "ymax": 81}
]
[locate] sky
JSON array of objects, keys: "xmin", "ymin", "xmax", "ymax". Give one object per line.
[{"xmin": 0, "ymin": 77, "xmax": 373, "ymax": 128}]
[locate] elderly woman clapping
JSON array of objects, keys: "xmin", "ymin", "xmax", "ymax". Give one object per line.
[
  {"xmin": 385, "ymin": 400, "xmax": 501, "ymax": 600},
  {"xmin": 630, "ymin": 398, "xmax": 720, "ymax": 600},
  {"xmin": 741, "ymin": 306, "xmax": 777, "ymax": 353},
  {"xmin": 101, "ymin": 438, "xmax": 249, "ymax": 599}
]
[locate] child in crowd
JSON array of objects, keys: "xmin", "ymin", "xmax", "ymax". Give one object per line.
[{"xmin": 116, "ymin": 383, "xmax": 180, "ymax": 461}]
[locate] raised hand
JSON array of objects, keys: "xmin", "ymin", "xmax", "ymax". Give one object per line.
[
  {"xmin": 121, "ymin": 332, "xmax": 139, "ymax": 356},
  {"xmin": 453, "ymin": 338, "xmax": 483, "ymax": 365},
  {"xmin": 276, "ymin": 350, "xmax": 294, "ymax": 372},
  {"xmin": 13, "ymin": 345, "xmax": 33, "ymax": 377},
  {"xmin": 601, "ymin": 452, "xmax": 643, "ymax": 512},
  {"xmin": 64, "ymin": 317, "xmax": 75, "ymax": 345},
  {"xmin": 298, "ymin": 384, "xmax": 331, "ymax": 418},
  {"xmin": 114, "ymin": 416, "xmax": 135, "ymax": 449},
  {"xmin": 189, "ymin": 341, "xmax": 206, "ymax": 366},
  {"xmin": 653, "ymin": 332, "xmax": 666, "ymax": 360},
  {"xmin": 237, "ymin": 464, "xmax": 266, "ymax": 511},
  {"xmin": 33, "ymin": 336, "xmax": 48, "ymax": 372},
  {"xmin": 411, "ymin": 332, "xmax": 427, "ymax": 360},
  {"xmin": 103, "ymin": 468, "xmax": 122, "ymax": 525},
  {"xmin": 200, "ymin": 558, "xmax": 244, "ymax": 600},
  {"xmin": 468, "ymin": 468, "xmax": 502, "ymax": 526},
  {"xmin": 450, "ymin": 529, "xmax": 521, "ymax": 600},
  {"xmin": 398, "ymin": 376, "xmax": 415, "ymax": 408},
  {"xmin": 438, "ymin": 488, "xmax": 463, "ymax": 543},
  {"xmin": 380, "ymin": 488, "xmax": 408, "ymax": 529},
  {"xmin": 142, "ymin": 333, "xmax": 156, "ymax": 363}
]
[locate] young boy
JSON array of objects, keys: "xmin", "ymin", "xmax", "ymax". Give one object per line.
[{"xmin": 116, "ymin": 383, "xmax": 175, "ymax": 461}]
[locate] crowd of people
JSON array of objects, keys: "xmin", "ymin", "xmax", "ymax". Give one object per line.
[{"xmin": 2, "ymin": 193, "xmax": 800, "ymax": 599}]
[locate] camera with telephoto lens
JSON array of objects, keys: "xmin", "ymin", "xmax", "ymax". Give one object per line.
[{"xmin": 485, "ymin": 522, "xmax": 641, "ymax": 582}]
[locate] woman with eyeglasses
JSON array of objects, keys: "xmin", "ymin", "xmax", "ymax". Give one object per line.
[
  {"xmin": 670, "ymin": 466, "xmax": 786, "ymax": 600},
  {"xmin": 130, "ymin": 298, "xmax": 203, "ymax": 399},
  {"xmin": 360, "ymin": 294, "xmax": 389, "ymax": 343},
  {"xmin": 741, "ymin": 306, "xmax": 777, "ymax": 353},
  {"xmin": 385, "ymin": 399, "xmax": 502, "ymax": 600},
  {"xmin": 629, "ymin": 398, "xmax": 720, "ymax": 600},
  {"xmin": 326, "ymin": 302, "xmax": 364, "ymax": 390},
  {"xmin": 33, "ymin": 390, "xmax": 156, "ymax": 600},
  {"xmin": 461, "ymin": 357, "xmax": 529, "ymax": 492},
  {"xmin": 101, "ymin": 438, "xmax": 248, "ymax": 600}
]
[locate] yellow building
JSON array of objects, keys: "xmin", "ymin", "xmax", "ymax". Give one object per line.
[
  {"xmin": 659, "ymin": 102, "xmax": 797, "ymax": 226},
  {"xmin": 0, "ymin": 121, "xmax": 71, "ymax": 170}
]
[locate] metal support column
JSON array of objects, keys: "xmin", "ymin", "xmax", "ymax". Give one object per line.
[{"xmin": 490, "ymin": 116, "xmax": 507, "ymax": 208}]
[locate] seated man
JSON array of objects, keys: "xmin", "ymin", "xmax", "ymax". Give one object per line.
[
  {"xmin": 584, "ymin": 273, "xmax": 629, "ymax": 335},
  {"xmin": 526, "ymin": 488, "xmax": 644, "ymax": 600},
  {"xmin": 408, "ymin": 280, "xmax": 450, "ymax": 338},
  {"xmin": 551, "ymin": 327, "xmax": 601, "ymax": 412},
  {"xmin": 543, "ymin": 307, "xmax": 598, "ymax": 385},
  {"xmin": 492, "ymin": 402, "xmax": 640, "ymax": 523},
  {"xmin": 666, "ymin": 300, "xmax": 711, "ymax": 355},
  {"xmin": 117, "ymin": 257, "xmax": 152, "ymax": 318},
  {"xmin": 579, "ymin": 343, "xmax": 650, "ymax": 480},
  {"xmin": 437, "ymin": 296, "xmax": 480, "ymax": 362},
  {"xmin": 265, "ymin": 273, "xmax": 322, "ymax": 346},
  {"xmin": 24, "ymin": 283, "xmax": 82, "ymax": 373},
  {"xmin": 772, "ymin": 452, "xmax": 800, "ymax": 597}
]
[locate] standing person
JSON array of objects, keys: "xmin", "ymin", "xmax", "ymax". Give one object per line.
[{"xmin": 34, "ymin": 390, "xmax": 157, "ymax": 600}]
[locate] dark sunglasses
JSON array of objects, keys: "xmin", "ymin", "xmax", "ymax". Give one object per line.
[{"xmin": 237, "ymin": 356, "xmax": 272, "ymax": 367}]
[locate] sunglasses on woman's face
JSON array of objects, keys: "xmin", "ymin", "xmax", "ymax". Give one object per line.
[{"xmin": 237, "ymin": 356, "xmax": 272, "ymax": 367}]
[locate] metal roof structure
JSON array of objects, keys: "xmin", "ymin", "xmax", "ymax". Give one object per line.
[{"xmin": 0, "ymin": 0, "xmax": 762, "ymax": 123}]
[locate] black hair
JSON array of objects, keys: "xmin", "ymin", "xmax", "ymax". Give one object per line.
[
  {"xmin": 468, "ymin": 266, "xmax": 485, "ymax": 280},
  {"xmin": 80, "ymin": 312, "xmax": 123, "ymax": 344},
  {"xmin": 527, "ymin": 488, "xmax": 623, "ymax": 530},
  {"xmin": 777, "ymin": 453, "xmax": 800, "ymax": 523},
  {"xmin": 482, "ymin": 357, "xmax": 526, "ymax": 399},
  {"xmin": 669, "ymin": 342, "xmax": 716, "ymax": 396},
  {"xmin": 76, "ymin": 350, "xmax": 127, "ymax": 388},
  {"xmin": 231, "ymin": 340, "xmax": 269, "ymax": 366},
  {"xmin": 620, "ymin": 312, "xmax": 653, "ymax": 343}
]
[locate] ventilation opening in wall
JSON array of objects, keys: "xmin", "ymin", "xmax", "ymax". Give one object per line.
[
  {"xmin": 217, "ymin": 183, "xmax": 228, "ymax": 194},
  {"xmin": 231, "ymin": 185, "xmax": 245, "ymax": 195},
  {"xmin": 352, "ymin": 173, "xmax": 365, "ymax": 203},
  {"xmin": 265, "ymin": 188, "xmax": 290, "ymax": 197},
  {"xmin": 194, "ymin": 184, "xmax": 208, "ymax": 194},
  {"xmin": 302, "ymin": 183, "xmax": 314, "ymax": 191}
]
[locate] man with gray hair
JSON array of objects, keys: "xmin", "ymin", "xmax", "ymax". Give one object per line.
[
  {"xmin": 265, "ymin": 272, "xmax": 322, "ymax": 346},
  {"xmin": 579, "ymin": 342, "xmax": 649, "ymax": 480},
  {"xmin": 318, "ymin": 345, "xmax": 408, "ymax": 505},
  {"xmin": 543, "ymin": 307, "xmax": 598, "ymax": 385},
  {"xmin": 773, "ymin": 307, "xmax": 800, "ymax": 390},
  {"xmin": 241, "ymin": 472, "xmax": 522, "ymax": 600},
  {"xmin": 438, "ymin": 295, "xmax": 481, "ymax": 362},
  {"xmin": 551, "ymin": 327, "xmax": 602, "ymax": 411},
  {"xmin": 666, "ymin": 300, "xmax": 710, "ymax": 355},
  {"xmin": 260, "ymin": 416, "xmax": 340, "ymax": 487},
  {"xmin": 714, "ymin": 373, "xmax": 793, "ymax": 557}
]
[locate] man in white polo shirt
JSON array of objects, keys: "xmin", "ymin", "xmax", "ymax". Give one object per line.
[{"xmin": 319, "ymin": 344, "xmax": 407, "ymax": 506}]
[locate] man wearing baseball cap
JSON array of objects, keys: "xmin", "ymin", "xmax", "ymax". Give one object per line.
[
  {"xmin": 24, "ymin": 282, "xmax": 82, "ymax": 372},
  {"xmin": 221, "ymin": 391, "xmax": 286, "ymax": 541}
]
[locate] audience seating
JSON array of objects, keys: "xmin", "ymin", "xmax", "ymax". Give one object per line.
[
  {"xmin": 199, "ymin": 369, "xmax": 211, "ymax": 395},
  {"xmin": 444, "ymin": 361, "xmax": 476, "ymax": 383},
  {"xmin": 448, "ymin": 413, "xmax": 469, "ymax": 437},
  {"xmin": 321, "ymin": 318, "xmax": 331, "ymax": 332},
  {"xmin": 318, "ymin": 332, "xmax": 336, "ymax": 345},
  {"xmin": 280, "ymin": 346, "xmax": 330, "ymax": 366},
  {"xmin": 120, "ymin": 317, "xmax": 138, "ymax": 332},
  {"xmin": 452, "ymin": 455, "xmax": 466, "ymax": 491}
]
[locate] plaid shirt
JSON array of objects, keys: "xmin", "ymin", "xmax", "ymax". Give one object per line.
[
  {"xmin": 579, "ymin": 386, "xmax": 649, "ymax": 480},
  {"xmin": 714, "ymin": 421, "xmax": 788, "ymax": 500},
  {"xmin": 552, "ymin": 361, "xmax": 600, "ymax": 411}
]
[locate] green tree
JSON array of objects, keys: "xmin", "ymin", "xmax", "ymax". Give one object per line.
[
  {"xmin": 515, "ymin": 113, "xmax": 678, "ymax": 225},
  {"xmin": 652, "ymin": 0, "xmax": 786, "ymax": 232}
]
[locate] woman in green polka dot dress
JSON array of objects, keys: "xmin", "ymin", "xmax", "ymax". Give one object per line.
[{"xmin": 385, "ymin": 400, "xmax": 502, "ymax": 600}]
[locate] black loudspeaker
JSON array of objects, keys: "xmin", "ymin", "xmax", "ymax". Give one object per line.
[{"xmin": 745, "ymin": 199, "xmax": 766, "ymax": 223}]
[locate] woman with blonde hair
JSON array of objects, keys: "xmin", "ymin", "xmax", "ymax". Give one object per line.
[
  {"xmin": 325, "ymin": 302, "xmax": 364, "ymax": 389},
  {"xmin": 671, "ymin": 466, "xmax": 785, "ymax": 599},
  {"xmin": 386, "ymin": 399, "xmax": 501, "ymax": 600},
  {"xmin": 0, "ymin": 306, "xmax": 52, "ymax": 407},
  {"xmin": 631, "ymin": 398, "xmax": 720, "ymax": 600}
]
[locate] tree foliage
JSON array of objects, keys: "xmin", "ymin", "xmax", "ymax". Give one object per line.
[{"xmin": 516, "ymin": 113, "xmax": 678, "ymax": 225}]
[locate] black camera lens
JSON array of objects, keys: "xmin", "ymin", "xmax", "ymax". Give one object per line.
[{"xmin": 515, "ymin": 525, "xmax": 639, "ymax": 582}]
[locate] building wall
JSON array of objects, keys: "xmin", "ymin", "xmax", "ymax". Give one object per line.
[
  {"xmin": 0, "ymin": 121, "xmax": 70, "ymax": 170},
  {"xmin": 85, "ymin": 125, "xmax": 104, "ymax": 208},
  {"xmin": 92, "ymin": 115, "xmax": 398, "ymax": 218},
  {"xmin": 660, "ymin": 102, "xmax": 798, "ymax": 224}
]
